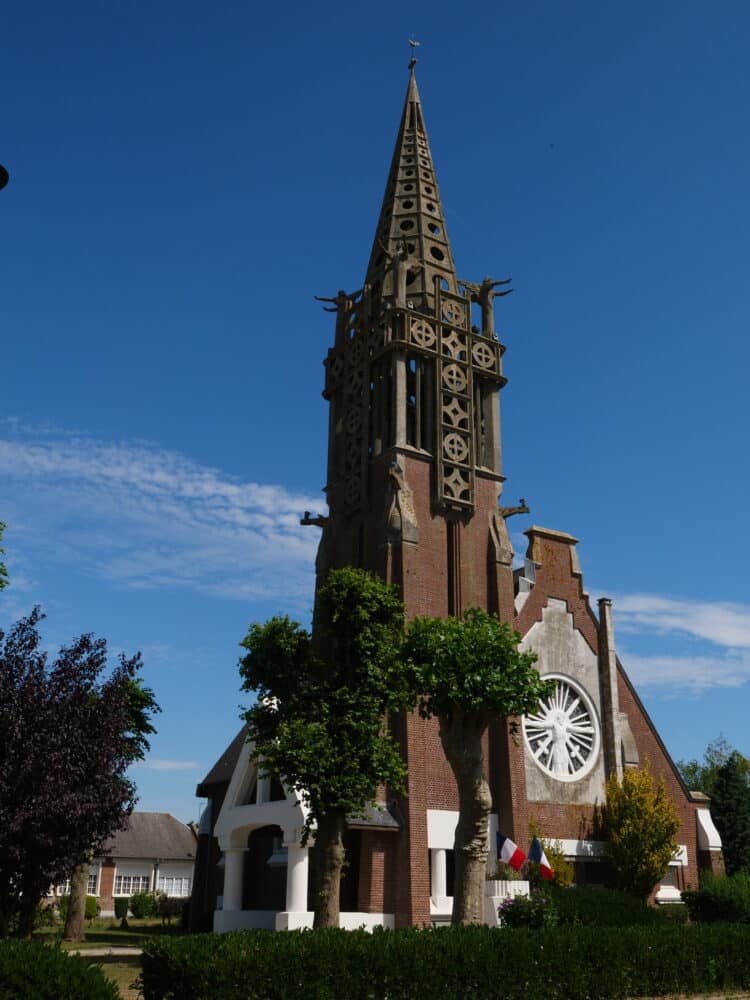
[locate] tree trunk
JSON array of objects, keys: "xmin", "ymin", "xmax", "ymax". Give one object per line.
[
  {"xmin": 440, "ymin": 711, "xmax": 492, "ymax": 925},
  {"xmin": 310, "ymin": 812, "xmax": 346, "ymax": 928},
  {"xmin": 63, "ymin": 861, "xmax": 90, "ymax": 941},
  {"xmin": 17, "ymin": 890, "xmax": 39, "ymax": 940}
]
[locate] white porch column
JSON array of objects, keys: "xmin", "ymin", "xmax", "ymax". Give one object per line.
[
  {"xmin": 431, "ymin": 848, "xmax": 447, "ymax": 901},
  {"xmin": 285, "ymin": 843, "xmax": 309, "ymax": 913},
  {"xmin": 222, "ymin": 847, "xmax": 246, "ymax": 911},
  {"xmin": 256, "ymin": 773, "xmax": 270, "ymax": 804}
]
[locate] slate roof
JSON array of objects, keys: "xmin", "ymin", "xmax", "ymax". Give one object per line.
[
  {"xmin": 196, "ymin": 724, "xmax": 248, "ymax": 797},
  {"xmin": 101, "ymin": 812, "xmax": 196, "ymax": 861}
]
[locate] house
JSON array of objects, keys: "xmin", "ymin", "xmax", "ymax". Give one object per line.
[
  {"xmin": 191, "ymin": 64, "xmax": 724, "ymax": 932},
  {"xmin": 53, "ymin": 811, "xmax": 197, "ymax": 917}
]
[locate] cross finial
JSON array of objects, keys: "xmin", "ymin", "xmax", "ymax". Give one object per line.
[{"xmin": 408, "ymin": 38, "xmax": 420, "ymax": 70}]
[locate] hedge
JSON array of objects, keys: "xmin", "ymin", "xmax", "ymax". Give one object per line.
[
  {"xmin": 57, "ymin": 895, "xmax": 100, "ymax": 922},
  {"xmin": 0, "ymin": 941, "xmax": 118, "ymax": 1000},
  {"xmin": 141, "ymin": 923, "xmax": 750, "ymax": 1000},
  {"xmin": 546, "ymin": 885, "xmax": 665, "ymax": 927},
  {"xmin": 683, "ymin": 871, "xmax": 750, "ymax": 923}
]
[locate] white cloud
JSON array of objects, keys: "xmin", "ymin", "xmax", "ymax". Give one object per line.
[
  {"xmin": 620, "ymin": 648, "xmax": 750, "ymax": 694},
  {"xmin": 613, "ymin": 593, "xmax": 750, "ymax": 649},
  {"xmin": 0, "ymin": 430, "xmax": 324, "ymax": 605},
  {"xmin": 133, "ymin": 758, "xmax": 202, "ymax": 772}
]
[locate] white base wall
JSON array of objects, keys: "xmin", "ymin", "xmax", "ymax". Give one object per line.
[{"xmin": 215, "ymin": 910, "xmax": 395, "ymax": 933}]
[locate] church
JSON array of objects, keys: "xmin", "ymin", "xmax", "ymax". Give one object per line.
[{"xmin": 190, "ymin": 66, "xmax": 723, "ymax": 932}]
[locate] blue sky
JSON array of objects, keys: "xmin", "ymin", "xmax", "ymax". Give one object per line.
[{"xmin": 2, "ymin": 1, "xmax": 749, "ymax": 822}]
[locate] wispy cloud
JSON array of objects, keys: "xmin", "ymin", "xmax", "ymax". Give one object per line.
[
  {"xmin": 0, "ymin": 427, "xmax": 324, "ymax": 605},
  {"xmin": 614, "ymin": 594, "xmax": 750, "ymax": 649},
  {"xmin": 621, "ymin": 649, "xmax": 750, "ymax": 694},
  {"xmin": 133, "ymin": 758, "xmax": 202, "ymax": 772},
  {"xmin": 610, "ymin": 593, "xmax": 750, "ymax": 694}
]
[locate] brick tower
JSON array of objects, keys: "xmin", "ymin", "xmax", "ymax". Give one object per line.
[{"xmin": 312, "ymin": 65, "xmax": 523, "ymax": 926}]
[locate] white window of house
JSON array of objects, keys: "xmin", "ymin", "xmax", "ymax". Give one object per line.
[
  {"xmin": 88, "ymin": 867, "xmax": 100, "ymax": 896},
  {"xmin": 55, "ymin": 866, "xmax": 100, "ymax": 897},
  {"xmin": 114, "ymin": 873, "xmax": 151, "ymax": 895},
  {"xmin": 157, "ymin": 875, "xmax": 192, "ymax": 897}
]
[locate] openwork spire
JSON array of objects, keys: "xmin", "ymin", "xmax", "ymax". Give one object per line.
[{"xmin": 364, "ymin": 67, "xmax": 458, "ymax": 311}]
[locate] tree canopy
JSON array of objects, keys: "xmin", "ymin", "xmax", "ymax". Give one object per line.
[
  {"xmin": 0, "ymin": 608, "xmax": 159, "ymax": 937},
  {"xmin": 677, "ymin": 736, "xmax": 750, "ymax": 798},
  {"xmin": 405, "ymin": 608, "xmax": 551, "ymax": 924},
  {"xmin": 239, "ymin": 567, "xmax": 414, "ymax": 927},
  {"xmin": 603, "ymin": 760, "xmax": 680, "ymax": 901},
  {"xmin": 711, "ymin": 751, "xmax": 750, "ymax": 876}
]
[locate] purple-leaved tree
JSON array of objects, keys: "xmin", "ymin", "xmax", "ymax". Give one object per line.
[{"xmin": 0, "ymin": 608, "xmax": 159, "ymax": 938}]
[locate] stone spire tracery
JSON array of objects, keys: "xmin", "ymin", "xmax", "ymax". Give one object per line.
[{"xmin": 364, "ymin": 68, "xmax": 458, "ymax": 314}]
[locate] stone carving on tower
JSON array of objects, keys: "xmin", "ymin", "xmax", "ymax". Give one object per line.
[{"xmin": 320, "ymin": 66, "xmax": 510, "ymax": 522}]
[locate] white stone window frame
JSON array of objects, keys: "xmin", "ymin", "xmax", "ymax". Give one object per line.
[
  {"xmin": 656, "ymin": 845, "xmax": 688, "ymax": 904},
  {"xmin": 523, "ymin": 673, "xmax": 601, "ymax": 784},
  {"xmin": 113, "ymin": 864, "xmax": 152, "ymax": 897},
  {"xmin": 156, "ymin": 874, "xmax": 192, "ymax": 898}
]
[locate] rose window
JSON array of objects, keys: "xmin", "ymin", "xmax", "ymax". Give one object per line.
[{"xmin": 523, "ymin": 674, "xmax": 600, "ymax": 782}]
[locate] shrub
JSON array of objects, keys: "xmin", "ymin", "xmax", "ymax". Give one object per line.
[
  {"xmin": 129, "ymin": 891, "xmax": 157, "ymax": 918},
  {"xmin": 156, "ymin": 894, "xmax": 187, "ymax": 923},
  {"xmin": 140, "ymin": 924, "xmax": 750, "ymax": 1000},
  {"xmin": 683, "ymin": 871, "xmax": 750, "ymax": 923},
  {"xmin": 0, "ymin": 941, "xmax": 118, "ymax": 999},
  {"xmin": 604, "ymin": 759, "xmax": 680, "ymax": 900},
  {"xmin": 114, "ymin": 897, "xmax": 129, "ymax": 921},
  {"xmin": 545, "ymin": 884, "xmax": 665, "ymax": 927},
  {"xmin": 659, "ymin": 902, "xmax": 689, "ymax": 924},
  {"xmin": 487, "ymin": 862, "xmax": 523, "ymax": 882},
  {"xmin": 499, "ymin": 891, "xmax": 558, "ymax": 929}
]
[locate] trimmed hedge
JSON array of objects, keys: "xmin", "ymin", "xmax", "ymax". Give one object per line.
[
  {"xmin": 130, "ymin": 891, "xmax": 158, "ymax": 918},
  {"xmin": 57, "ymin": 894, "xmax": 100, "ymax": 922},
  {"xmin": 142, "ymin": 923, "xmax": 750, "ymax": 1000},
  {"xmin": 683, "ymin": 871, "xmax": 750, "ymax": 923},
  {"xmin": 0, "ymin": 941, "xmax": 118, "ymax": 1000},
  {"xmin": 546, "ymin": 884, "xmax": 665, "ymax": 927}
]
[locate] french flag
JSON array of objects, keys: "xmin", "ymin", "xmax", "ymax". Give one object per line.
[
  {"xmin": 528, "ymin": 835, "xmax": 554, "ymax": 880},
  {"xmin": 496, "ymin": 832, "xmax": 526, "ymax": 871}
]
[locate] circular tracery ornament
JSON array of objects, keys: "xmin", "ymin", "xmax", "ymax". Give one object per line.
[{"xmin": 523, "ymin": 674, "xmax": 600, "ymax": 783}]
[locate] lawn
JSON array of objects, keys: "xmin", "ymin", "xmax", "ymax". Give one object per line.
[
  {"xmin": 36, "ymin": 915, "xmax": 184, "ymax": 951},
  {"xmin": 85, "ymin": 954, "xmax": 142, "ymax": 1000}
]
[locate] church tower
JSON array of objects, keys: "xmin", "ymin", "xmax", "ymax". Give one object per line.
[
  {"xmin": 316, "ymin": 64, "xmax": 518, "ymax": 630},
  {"xmin": 312, "ymin": 64, "xmax": 524, "ymax": 927}
]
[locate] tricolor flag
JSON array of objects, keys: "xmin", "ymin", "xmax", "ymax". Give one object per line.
[
  {"xmin": 528, "ymin": 836, "xmax": 554, "ymax": 880},
  {"xmin": 496, "ymin": 832, "xmax": 526, "ymax": 871}
]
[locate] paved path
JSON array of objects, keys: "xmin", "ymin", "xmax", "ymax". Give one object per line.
[{"xmin": 69, "ymin": 946, "xmax": 142, "ymax": 957}]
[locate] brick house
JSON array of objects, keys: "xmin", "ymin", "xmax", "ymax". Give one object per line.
[
  {"xmin": 53, "ymin": 812, "xmax": 197, "ymax": 917},
  {"xmin": 191, "ymin": 66, "xmax": 723, "ymax": 932}
]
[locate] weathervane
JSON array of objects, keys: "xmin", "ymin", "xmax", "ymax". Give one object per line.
[{"xmin": 408, "ymin": 38, "xmax": 420, "ymax": 70}]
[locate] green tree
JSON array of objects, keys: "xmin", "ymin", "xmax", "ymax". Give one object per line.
[
  {"xmin": 0, "ymin": 610, "xmax": 160, "ymax": 938},
  {"xmin": 63, "ymin": 677, "xmax": 159, "ymax": 941},
  {"xmin": 677, "ymin": 736, "xmax": 750, "ymax": 797},
  {"xmin": 0, "ymin": 522, "xmax": 8, "ymax": 592},
  {"xmin": 603, "ymin": 759, "xmax": 680, "ymax": 900},
  {"xmin": 239, "ymin": 568, "xmax": 414, "ymax": 928},
  {"xmin": 404, "ymin": 608, "xmax": 551, "ymax": 924},
  {"xmin": 711, "ymin": 752, "xmax": 750, "ymax": 876}
]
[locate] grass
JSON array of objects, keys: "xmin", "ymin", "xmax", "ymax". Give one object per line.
[
  {"xmin": 84, "ymin": 955, "xmax": 142, "ymax": 1000},
  {"xmin": 36, "ymin": 916, "xmax": 184, "ymax": 950}
]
